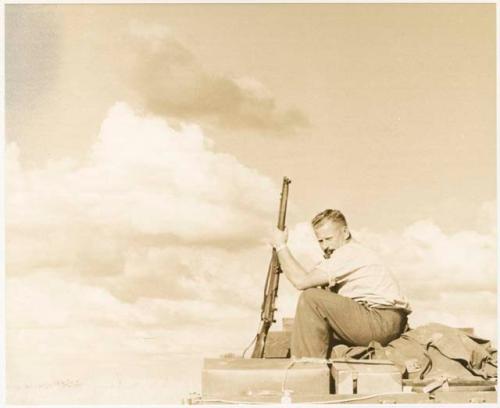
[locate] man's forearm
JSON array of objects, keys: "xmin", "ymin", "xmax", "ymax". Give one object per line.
[{"xmin": 275, "ymin": 247, "xmax": 309, "ymax": 290}]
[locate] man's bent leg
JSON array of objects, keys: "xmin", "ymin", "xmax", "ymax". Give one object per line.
[
  {"xmin": 291, "ymin": 288, "xmax": 404, "ymax": 358},
  {"xmin": 291, "ymin": 288, "xmax": 331, "ymax": 358}
]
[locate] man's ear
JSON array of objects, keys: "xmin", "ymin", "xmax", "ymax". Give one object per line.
[{"xmin": 344, "ymin": 227, "xmax": 350, "ymax": 239}]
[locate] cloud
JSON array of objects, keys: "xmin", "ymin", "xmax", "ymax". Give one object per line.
[
  {"xmin": 355, "ymin": 218, "xmax": 496, "ymax": 340},
  {"xmin": 6, "ymin": 102, "xmax": 282, "ymax": 402},
  {"xmin": 355, "ymin": 219, "xmax": 496, "ymax": 295},
  {"xmin": 6, "ymin": 273, "xmax": 256, "ymax": 331},
  {"xmin": 124, "ymin": 21, "xmax": 309, "ymax": 133},
  {"xmin": 7, "ymin": 102, "xmax": 279, "ymax": 308}
]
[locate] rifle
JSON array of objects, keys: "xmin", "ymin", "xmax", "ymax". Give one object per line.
[{"xmin": 251, "ymin": 176, "xmax": 291, "ymax": 358}]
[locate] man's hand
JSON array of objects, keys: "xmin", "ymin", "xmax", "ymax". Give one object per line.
[
  {"xmin": 270, "ymin": 227, "xmax": 288, "ymax": 251},
  {"xmin": 269, "ymin": 226, "xmax": 330, "ymax": 290}
]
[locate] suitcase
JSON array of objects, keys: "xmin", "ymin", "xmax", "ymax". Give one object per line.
[
  {"xmin": 202, "ymin": 357, "xmax": 330, "ymax": 398},
  {"xmin": 331, "ymin": 359, "xmax": 402, "ymax": 395}
]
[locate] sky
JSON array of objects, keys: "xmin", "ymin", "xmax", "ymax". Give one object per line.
[{"xmin": 4, "ymin": 3, "xmax": 497, "ymax": 404}]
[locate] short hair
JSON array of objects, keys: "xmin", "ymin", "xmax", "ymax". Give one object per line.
[{"xmin": 311, "ymin": 209, "xmax": 348, "ymax": 228}]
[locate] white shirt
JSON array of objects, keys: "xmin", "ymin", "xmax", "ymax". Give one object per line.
[{"xmin": 313, "ymin": 240, "xmax": 411, "ymax": 313}]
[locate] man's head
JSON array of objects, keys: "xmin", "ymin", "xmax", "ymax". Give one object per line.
[{"xmin": 311, "ymin": 209, "xmax": 351, "ymax": 258}]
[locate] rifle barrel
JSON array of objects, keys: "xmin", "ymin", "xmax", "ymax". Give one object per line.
[{"xmin": 277, "ymin": 177, "xmax": 291, "ymax": 230}]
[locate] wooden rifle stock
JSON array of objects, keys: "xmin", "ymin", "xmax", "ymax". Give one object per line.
[{"xmin": 251, "ymin": 177, "xmax": 291, "ymax": 358}]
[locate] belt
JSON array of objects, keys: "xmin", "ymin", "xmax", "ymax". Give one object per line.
[{"xmin": 360, "ymin": 302, "xmax": 409, "ymax": 316}]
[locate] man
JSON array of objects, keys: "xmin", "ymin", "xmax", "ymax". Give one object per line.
[{"xmin": 271, "ymin": 209, "xmax": 411, "ymax": 358}]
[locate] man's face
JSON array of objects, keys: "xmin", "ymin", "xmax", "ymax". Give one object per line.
[{"xmin": 313, "ymin": 220, "xmax": 349, "ymax": 258}]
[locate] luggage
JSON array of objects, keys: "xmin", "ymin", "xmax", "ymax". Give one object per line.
[
  {"xmin": 331, "ymin": 359, "xmax": 402, "ymax": 394},
  {"xmin": 202, "ymin": 357, "xmax": 330, "ymax": 399}
]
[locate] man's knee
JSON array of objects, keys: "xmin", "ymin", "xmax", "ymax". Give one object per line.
[
  {"xmin": 297, "ymin": 288, "xmax": 342, "ymax": 313},
  {"xmin": 297, "ymin": 289, "xmax": 349, "ymax": 322},
  {"xmin": 299, "ymin": 287, "xmax": 345, "ymax": 303},
  {"xmin": 298, "ymin": 288, "xmax": 325, "ymax": 306}
]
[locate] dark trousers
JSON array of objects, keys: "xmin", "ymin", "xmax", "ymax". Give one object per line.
[{"xmin": 291, "ymin": 288, "xmax": 407, "ymax": 358}]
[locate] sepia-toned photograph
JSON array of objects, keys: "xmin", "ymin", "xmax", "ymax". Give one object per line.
[{"xmin": 4, "ymin": 3, "xmax": 497, "ymax": 405}]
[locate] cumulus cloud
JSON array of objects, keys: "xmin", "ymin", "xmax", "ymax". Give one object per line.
[
  {"xmin": 7, "ymin": 102, "xmax": 284, "ymax": 322},
  {"xmin": 6, "ymin": 102, "xmax": 283, "ymax": 402},
  {"xmin": 124, "ymin": 21, "xmax": 309, "ymax": 133},
  {"xmin": 355, "ymin": 219, "xmax": 496, "ymax": 340},
  {"xmin": 6, "ymin": 273, "xmax": 256, "ymax": 331},
  {"xmin": 355, "ymin": 219, "xmax": 496, "ymax": 295}
]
